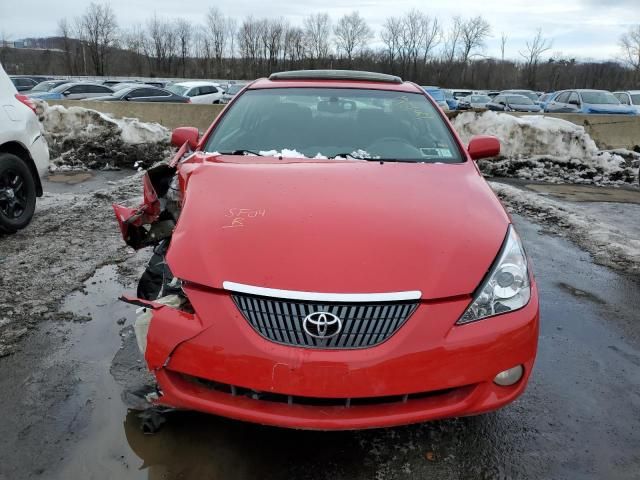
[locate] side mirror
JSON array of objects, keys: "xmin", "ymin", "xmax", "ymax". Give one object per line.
[
  {"xmin": 62, "ymin": 91, "xmax": 71, "ymax": 96},
  {"xmin": 468, "ymin": 135, "xmax": 500, "ymax": 161},
  {"xmin": 171, "ymin": 126, "xmax": 199, "ymax": 149},
  {"xmin": 568, "ymin": 99, "xmax": 580, "ymax": 106}
]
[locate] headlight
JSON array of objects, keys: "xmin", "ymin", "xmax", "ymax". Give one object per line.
[{"xmin": 457, "ymin": 226, "xmax": 531, "ymax": 324}]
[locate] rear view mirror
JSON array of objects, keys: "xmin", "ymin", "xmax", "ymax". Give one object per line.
[
  {"xmin": 468, "ymin": 135, "xmax": 500, "ymax": 161},
  {"xmin": 171, "ymin": 127, "xmax": 199, "ymax": 149}
]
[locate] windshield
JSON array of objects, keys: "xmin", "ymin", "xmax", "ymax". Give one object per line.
[
  {"xmin": 581, "ymin": 91, "xmax": 620, "ymax": 105},
  {"xmin": 204, "ymin": 88, "xmax": 463, "ymax": 163},
  {"xmin": 51, "ymin": 83, "xmax": 74, "ymax": 93},
  {"xmin": 510, "ymin": 91, "xmax": 538, "ymax": 101},
  {"xmin": 167, "ymin": 84, "xmax": 189, "ymax": 96},
  {"xmin": 631, "ymin": 94, "xmax": 640, "ymax": 105},
  {"xmin": 226, "ymin": 84, "xmax": 243, "ymax": 94},
  {"xmin": 32, "ymin": 81, "xmax": 60, "ymax": 92},
  {"xmin": 507, "ymin": 95, "xmax": 534, "ymax": 105},
  {"xmin": 424, "ymin": 88, "xmax": 445, "ymax": 101}
]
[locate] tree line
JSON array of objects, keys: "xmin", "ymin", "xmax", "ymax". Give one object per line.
[{"xmin": 4, "ymin": 2, "xmax": 640, "ymax": 91}]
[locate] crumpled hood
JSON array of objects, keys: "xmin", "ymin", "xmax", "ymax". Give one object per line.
[{"xmin": 167, "ymin": 159, "xmax": 509, "ymax": 300}]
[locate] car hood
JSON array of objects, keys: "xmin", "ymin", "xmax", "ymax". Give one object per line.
[
  {"xmin": 166, "ymin": 158, "xmax": 510, "ymax": 300},
  {"xmin": 583, "ymin": 103, "xmax": 636, "ymax": 114}
]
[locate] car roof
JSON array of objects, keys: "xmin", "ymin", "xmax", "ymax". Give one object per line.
[
  {"xmin": 614, "ymin": 90, "xmax": 640, "ymax": 94},
  {"xmin": 249, "ymin": 70, "xmax": 421, "ymax": 93},
  {"xmin": 174, "ymin": 81, "xmax": 220, "ymax": 87}
]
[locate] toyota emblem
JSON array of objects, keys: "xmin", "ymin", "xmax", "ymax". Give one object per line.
[{"xmin": 303, "ymin": 312, "xmax": 342, "ymax": 339}]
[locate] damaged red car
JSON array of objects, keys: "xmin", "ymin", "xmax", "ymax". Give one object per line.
[{"xmin": 114, "ymin": 70, "xmax": 539, "ymax": 430}]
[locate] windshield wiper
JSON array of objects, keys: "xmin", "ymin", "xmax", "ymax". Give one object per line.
[{"xmin": 219, "ymin": 149, "xmax": 264, "ymax": 156}]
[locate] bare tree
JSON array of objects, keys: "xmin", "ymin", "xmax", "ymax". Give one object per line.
[
  {"xmin": 442, "ymin": 16, "xmax": 463, "ymax": 64},
  {"xmin": 380, "ymin": 17, "xmax": 402, "ymax": 72},
  {"xmin": 620, "ymin": 25, "xmax": 640, "ymax": 76},
  {"xmin": 76, "ymin": 2, "xmax": 118, "ymax": 75},
  {"xmin": 500, "ymin": 32, "xmax": 508, "ymax": 62},
  {"xmin": 520, "ymin": 28, "xmax": 552, "ymax": 88},
  {"xmin": 57, "ymin": 19, "xmax": 76, "ymax": 74},
  {"xmin": 174, "ymin": 19, "xmax": 192, "ymax": 77},
  {"xmin": 147, "ymin": 14, "xmax": 177, "ymax": 75},
  {"xmin": 303, "ymin": 13, "xmax": 331, "ymax": 62},
  {"xmin": 121, "ymin": 24, "xmax": 147, "ymax": 75},
  {"xmin": 206, "ymin": 7, "xmax": 229, "ymax": 76},
  {"xmin": 421, "ymin": 15, "xmax": 441, "ymax": 65},
  {"xmin": 459, "ymin": 16, "xmax": 491, "ymax": 63},
  {"xmin": 333, "ymin": 11, "xmax": 372, "ymax": 64}
]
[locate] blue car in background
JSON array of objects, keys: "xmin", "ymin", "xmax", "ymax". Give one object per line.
[
  {"xmin": 442, "ymin": 89, "xmax": 458, "ymax": 110},
  {"xmin": 545, "ymin": 89, "xmax": 637, "ymax": 115},
  {"xmin": 422, "ymin": 86, "xmax": 450, "ymax": 111}
]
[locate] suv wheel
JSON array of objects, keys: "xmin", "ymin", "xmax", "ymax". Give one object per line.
[{"xmin": 0, "ymin": 153, "xmax": 37, "ymax": 233}]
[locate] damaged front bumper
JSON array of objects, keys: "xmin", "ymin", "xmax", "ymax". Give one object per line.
[{"xmin": 126, "ymin": 282, "xmax": 539, "ymax": 430}]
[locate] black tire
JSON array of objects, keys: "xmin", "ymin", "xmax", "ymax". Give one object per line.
[{"xmin": 0, "ymin": 153, "xmax": 37, "ymax": 233}]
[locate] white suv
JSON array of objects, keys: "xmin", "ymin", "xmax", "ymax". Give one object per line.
[
  {"xmin": 166, "ymin": 81, "xmax": 224, "ymax": 104},
  {"xmin": 0, "ymin": 63, "xmax": 49, "ymax": 233}
]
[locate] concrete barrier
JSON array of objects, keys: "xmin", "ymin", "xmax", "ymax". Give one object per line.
[
  {"xmin": 47, "ymin": 100, "xmax": 225, "ymax": 133},
  {"xmin": 48, "ymin": 100, "xmax": 640, "ymax": 150}
]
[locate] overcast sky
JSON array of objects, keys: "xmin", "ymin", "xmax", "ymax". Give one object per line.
[{"xmin": 1, "ymin": 0, "xmax": 638, "ymax": 61}]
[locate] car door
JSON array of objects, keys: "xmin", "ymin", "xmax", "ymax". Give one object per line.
[
  {"xmin": 488, "ymin": 95, "xmax": 506, "ymax": 111},
  {"xmin": 614, "ymin": 92, "xmax": 631, "ymax": 105},
  {"xmin": 63, "ymin": 85, "xmax": 89, "ymax": 99},
  {"xmin": 128, "ymin": 87, "xmax": 174, "ymax": 103},
  {"xmin": 546, "ymin": 91, "xmax": 569, "ymax": 112},
  {"xmin": 84, "ymin": 85, "xmax": 114, "ymax": 99}
]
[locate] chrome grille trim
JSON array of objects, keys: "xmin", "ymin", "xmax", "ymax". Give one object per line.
[
  {"xmin": 231, "ymin": 293, "xmax": 419, "ymax": 349},
  {"xmin": 223, "ymin": 281, "xmax": 422, "ymax": 302}
]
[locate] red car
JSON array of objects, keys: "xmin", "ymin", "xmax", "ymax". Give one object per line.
[{"xmin": 114, "ymin": 70, "xmax": 539, "ymax": 430}]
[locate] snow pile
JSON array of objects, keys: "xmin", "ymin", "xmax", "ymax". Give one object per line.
[
  {"xmin": 37, "ymin": 102, "xmax": 172, "ymax": 171},
  {"xmin": 490, "ymin": 182, "xmax": 640, "ymax": 274},
  {"xmin": 453, "ymin": 112, "xmax": 639, "ymax": 185}
]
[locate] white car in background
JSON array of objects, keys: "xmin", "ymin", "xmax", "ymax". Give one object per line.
[
  {"xmin": 166, "ymin": 81, "xmax": 224, "ymax": 104},
  {"xmin": 0, "ymin": 63, "xmax": 49, "ymax": 233},
  {"xmin": 613, "ymin": 90, "xmax": 640, "ymax": 114}
]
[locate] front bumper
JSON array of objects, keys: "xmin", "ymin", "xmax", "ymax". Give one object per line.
[{"xmin": 143, "ymin": 284, "xmax": 539, "ymax": 430}]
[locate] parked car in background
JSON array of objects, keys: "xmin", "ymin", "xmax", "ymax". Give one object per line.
[
  {"xmin": 89, "ymin": 85, "xmax": 190, "ymax": 103},
  {"xmin": 499, "ymin": 89, "xmax": 540, "ymax": 103},
  {"xmin": 487, "ymin": 94, "xmax": 542, "ymax": 112},
  {"xmin": 25, "ymin": 80, "xmax": 71, "ymax": 94},
  {"xmin": 544, "ymin": 89, "xmax": 636, "ymax": 114},
  {"xmin": 28, "ymin": 82, "xmax": 114, "ymax": 100},
  {"xmin": 10, "ymin": 76, "xmax": 38, "ymax": 92},
  {"xmin": 442, "ymin": 89, "xmax": 459, "ymax": 110},
  {"xmin": 113, "ymin": 69, "xmax": 539, "ymax": 430},
  {"xmin": 457, "ymin": 94, "xmax": 492, "ymax": 110},
  {"xmin": 0, "ymin": 63, "xmax": 49, "ymax": 233},
  {"xmin": 422, "ymin": 86, "xmax": 449, "ymax": 111},
  {"xmin": 221, "ymin": 83, "xmax": 244, "ymax": 104},
  {"xmin": 613, "ymin": 90, "xmax": 640, "ymax": 114},
  {"xmin": 537, "ymin": 92, "xmax": 558, "ymax": 110},
  {"xmin": 166, "ymin": 81, "xmax": 223, "ymax": 104},
  {"xmin": 452, "ymin": 89, "xmax": 473, "ymax": 100},
  {"xmin": 145, "ymin": 81, "xmax": 171, "ymax": 89}
]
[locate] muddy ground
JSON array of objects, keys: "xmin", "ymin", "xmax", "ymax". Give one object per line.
[{"xmin": 0, "ymin": 172, "xmax": 639, "ymax": 479}]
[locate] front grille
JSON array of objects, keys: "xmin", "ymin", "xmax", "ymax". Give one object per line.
[{"xmin": 231, "ymin": 293, "xmax": 418, "ymax": 349}]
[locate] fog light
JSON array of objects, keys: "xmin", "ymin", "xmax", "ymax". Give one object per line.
[{"xmin": 493, "ymin": 365, "xmax": 524, "ymax": 386}]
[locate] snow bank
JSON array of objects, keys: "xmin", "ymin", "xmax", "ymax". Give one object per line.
[
  {"xmin": 490, "ymin": 181, "xmax": 640, "ymax": 274},
  {"xmin": 37, "ymin": 102, "xmax": 171, "ymax": 170},
  {"xmin": 454, "ymin": 112, "xmax": 639, "ymax": 185}
]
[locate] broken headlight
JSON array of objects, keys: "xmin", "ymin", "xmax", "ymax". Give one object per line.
[{"xmin": 457, "ymin": 226, "xmax": 531, "ymax": 324}]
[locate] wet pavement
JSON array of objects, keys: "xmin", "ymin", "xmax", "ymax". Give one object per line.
[{"xmin": 1, "ymin": 212, "xmax": 639, "ymax": 479}]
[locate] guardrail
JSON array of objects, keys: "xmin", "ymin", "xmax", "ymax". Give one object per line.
[{"xmin": 47, "ymin": 100, "xmax": 640, "ymax": 150}]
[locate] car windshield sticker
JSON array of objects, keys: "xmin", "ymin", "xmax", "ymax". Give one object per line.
[{"xmin": 420, "ymin": 147, "xmax": 454, "ymax": 158}]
